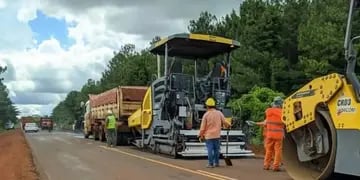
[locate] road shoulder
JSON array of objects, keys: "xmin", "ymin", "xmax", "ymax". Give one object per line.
[
  {"xmin": 24, "ymin": 132, "xmax": 49, "ymax": 180},
  {"xmin": 0, "ymin": 129, "xmax": 39, "ymax": 180}
]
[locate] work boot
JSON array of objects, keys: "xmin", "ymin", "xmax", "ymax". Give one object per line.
[
  {"xmin": 206, "ymin": 164, "xmax": 214, "ymax": 168},
  {"xmin": 272, "ymin": 167, "xmax": 281, "ymax": 172},
  {"xmin": 214, "ymin": 164, "xmax": 220, "ymax": 167}
]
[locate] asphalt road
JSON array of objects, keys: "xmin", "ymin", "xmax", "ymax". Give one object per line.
[{"xmin": 25, "ymin": 131, "xmax": 291, "ymax": 180}]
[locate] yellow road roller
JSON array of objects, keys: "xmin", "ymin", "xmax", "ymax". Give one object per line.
[{"xmin": 282, "ymin": 0, "xmax": 360, "ymax": 179}]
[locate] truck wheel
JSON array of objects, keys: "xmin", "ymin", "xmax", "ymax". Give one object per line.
[
  {"xmin": 116, "ymin": 132, "xmax": 122, "ymax": 145},
  {"xmin": 99, "ymin": 128, "xmax": 106, "ymax": 142},
  {"xmin": 116, "ymin": 132, "xmax": 129, "ymax": 146},
  {"xmin": 94, "ymin": 131, "xmax": 99, "ymax": 141},
  {"xmin": 84, "ymin": 133, "xmax": 89, "ymax": 139}
]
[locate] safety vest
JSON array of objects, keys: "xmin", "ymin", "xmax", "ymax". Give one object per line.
[
  {"xmin": 265, "ymin": 107, "xmax": 284, "ymax": 139},
  {"xmin": 106, "ymin": 115, "xmax": 116, "ymax": 129}
]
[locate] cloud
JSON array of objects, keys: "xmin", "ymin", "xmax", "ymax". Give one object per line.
[
  {"xmin": 1, "ymin": 36, "xmax": 113, "ymax": 117},
  {"xmin": 1, "ymin": 0, "xmax": 242, "ymax": 116},
  {"xmin": 16, "ymin": 104, "xmax": 56, "ymax": 116},
  {"xmin": 0, "ymin": 59, "xmax": 16, "ymax": 82},
  {"xmin": 0, "ymin": 1, "xmax": 34, "ymax": 51},
  {"xmin": 1, "ymin": 37, "xmax": 113, "ymax": 94},
  {"xmin": 11, "ymin": 92, "xmax": 66, "ymax": 105},
  {"xmin": 0, "ymin": 0, "xmax": 6, "ymax": 9},
  {"xmin": 16, "ymin": 0, "xmax": 39, "ymax": 23}
]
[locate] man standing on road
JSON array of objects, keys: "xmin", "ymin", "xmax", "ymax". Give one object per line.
[
  {"xmin": 256, "ymin": 103, "xmax": 276, "ymax": 155},
  {"xmin": 263, "ymin": 96, "xmax": 284, "ymax": 171},
  {"xmin": 105, "ymin": 110, "xmax": 117, "ymax": 147},
  {"xmin": 198, "ymin": 97, "xmax": 231, "ymax": 168},
  {"xmin": 256, "ymin": 103, "xmax": 283, "ymax": 165}
]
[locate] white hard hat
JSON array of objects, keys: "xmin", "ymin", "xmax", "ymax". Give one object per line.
[{"xmin": 107, "ymin": 110, "xmax": 112, "ymax": 114}]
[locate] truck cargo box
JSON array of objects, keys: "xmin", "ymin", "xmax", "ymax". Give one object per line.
[
  {"xmin": 89, "ymin": 86, "xmax": 148, "ymax": 120},
  {"xmin": 20, "ymin": 117, "xmax": 34, "ymax": 130}
]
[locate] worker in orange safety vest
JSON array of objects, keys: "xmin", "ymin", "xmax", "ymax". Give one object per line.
[
  {"xmin": 256, "ymin": 103, "xmax": 273, "ymax": 155},
  {"xmin": 263, "ymin": 96, "xmax": 284, "ymax": 171},
  {"xmin": 256, "ymin": 104, "xmax": 283, "ymax": 165}
]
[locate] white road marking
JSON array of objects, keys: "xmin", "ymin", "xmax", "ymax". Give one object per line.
[{"xmin": 197, "ymin": 170, "xmax": 238, "ymax": 180}]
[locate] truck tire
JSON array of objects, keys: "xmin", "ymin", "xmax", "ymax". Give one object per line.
[
  {"xmin": 94, "ymin": 130, "xmax": 99, "ymax": 141},
  {"xmin": 84, "ymin": 133, "xmax": 89, "ymax": 139},
  {"xmin": 116, "ymin": 132, "xmax": 130, "ymax": 146},
  {"xmin": 99, "ymin": 128, "xmax": 106, "ymax": 142}
]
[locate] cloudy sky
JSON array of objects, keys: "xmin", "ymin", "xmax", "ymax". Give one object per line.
[{"xmin": 0, "ymin": 0, "xmax": 242, "ymax": 117}]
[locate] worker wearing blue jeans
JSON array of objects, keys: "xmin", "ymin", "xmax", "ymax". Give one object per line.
[
  {"xmin": 199, "ymin": 98, "xmax": 231, "ymax": 168},
  {"xmin": 205, "ymin": 138, "xmax": 221, "ymax": 167}
]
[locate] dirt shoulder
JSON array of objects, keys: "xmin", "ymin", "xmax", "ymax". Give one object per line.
[{"xmin": 0, "ymin": 129, "xmax": 39, "ymax": 180}]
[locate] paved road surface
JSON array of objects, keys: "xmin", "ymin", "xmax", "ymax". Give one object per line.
[{"xmin": 25, "ymin": 131, "xmax": 291, "ymax": 180}]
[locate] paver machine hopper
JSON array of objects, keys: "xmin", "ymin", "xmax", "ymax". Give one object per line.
[
  {"xmin": 128, "ymin": 33, "xmax": 254, "ymax": 157},
  {"xmin": 281, "ymin": 0, "xmax": 360, "ymax": 179}
]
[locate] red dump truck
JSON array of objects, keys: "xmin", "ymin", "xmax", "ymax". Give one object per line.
[
  {"xmin": 39, "ymin": 117, "xmax": 53, "ymax": 130},
  {"xmin": 83, "ymin": 86, "xmax": 148, "ymax": 145},
  {"xmin": 20, "ymin": 116, "xmax": 34, "ymax": 130}
]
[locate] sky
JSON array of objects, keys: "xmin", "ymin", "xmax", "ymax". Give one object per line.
[{"xmin": 0, "ymin": 0, "xmax": 242, "ymax": 117}]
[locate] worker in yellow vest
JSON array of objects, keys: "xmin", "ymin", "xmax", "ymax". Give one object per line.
[{"xmin": 105, "ymin": 110, "xmax": 117, "ymax": 147}]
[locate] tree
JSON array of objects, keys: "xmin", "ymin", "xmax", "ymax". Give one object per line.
[
  {"xmin": 51, "ymin": 101, "xmax": 75, "ymax": 128},
  {"xmin": 81, "ymin": 79, "xmax": 102, "ymax": 95},
  {"xmin": 298, "ymin": 0, "xmax": 349, "ymax": 78},
  {"xmin": 149, "ymin": 36, "xmax": 161, "ymax": 46},
  {"xmin": 229, "ymin": 86, "xmax": 284, "ymax": 145},
  {"xmin": 0, "ymin": 66, "xmax": 18, "ymax": 128},
  {"xmin": 188, "ymin": 11, "xmax": 218, "ymax": 34}
]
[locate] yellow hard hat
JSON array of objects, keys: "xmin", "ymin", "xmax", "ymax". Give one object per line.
[{"xmin": 205, "ymin": 97, "xmax": 216, "ymax": 107}]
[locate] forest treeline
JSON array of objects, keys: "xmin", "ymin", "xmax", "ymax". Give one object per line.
[{"xmin": 0, "ymin": 66, "xmax": 19, "ymax": 130}]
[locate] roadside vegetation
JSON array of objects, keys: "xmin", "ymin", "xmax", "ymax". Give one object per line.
[
  {"xmin": 51, "ymin": 0, "xmax": 359, "ymax": 145},
  {"xmin": 0, "ymin": 66, "xmax": 19, "ymax": 131}
]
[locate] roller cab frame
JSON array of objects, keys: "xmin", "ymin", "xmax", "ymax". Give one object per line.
[
  {"xmin": 128, "ymin": 33, "xmax": 254, "ymax": 157},
  {"xmin": 282, "ymin": 0, "xmax": 360, "ymax": 179}
]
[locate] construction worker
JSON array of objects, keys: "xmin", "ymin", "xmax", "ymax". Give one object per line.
[
  {"xmin": 198, "ymin": 97, "xmax": 231, "ymax": 168},
  {"xmin": 256, "ymin": 103, "xmax": 283, "ymax": 165},
  {"xmin": 220, "ymin": 61, "xmax": 227, "ymax": 77},
  {"xmin": 263, "ymin": 96, "xmax": 284, "ymax": 171},
  {"xmin": 256, "ymin": 103, "xmax": 275, "ymax": 155},
  {"xmin": 105, "ymin": 110, "xmax": 117, "ymax": 147}
]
